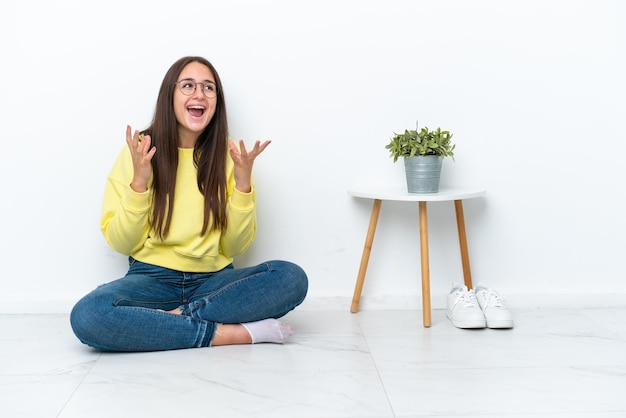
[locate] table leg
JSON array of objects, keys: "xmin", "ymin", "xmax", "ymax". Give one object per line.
[
  {"xmin": 454, "ymin": 200, "xmax": 473, "ymax": 290},
  {"xmin": 350, "ymin": 199, "xmax": 382, "ymax": 313},
  {"xmin": 419, "ymin": 201, "xmax": 431, "ymax": 327}
]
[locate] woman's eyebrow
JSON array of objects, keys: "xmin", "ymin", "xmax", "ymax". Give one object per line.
[{"xmin": 181, "ymin": 77, "xmax": 216, "ymax": 84}]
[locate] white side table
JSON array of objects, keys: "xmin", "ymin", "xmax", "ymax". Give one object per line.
[{"xmin": 348, "ymin": 187, "xmax": 486, "ymax": 327}]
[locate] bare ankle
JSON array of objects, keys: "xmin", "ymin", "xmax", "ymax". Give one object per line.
[{"xmin": 211, "ymin": 324, "xmax": 252, "ymax": 346}]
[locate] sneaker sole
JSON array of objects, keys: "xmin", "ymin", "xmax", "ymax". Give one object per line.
[
  {"xmin": 446, "ymin": 313, "xmax": 486, "ymax": 329},
  {"xmin": 486, "ymin": 320, "xmax": 514, "ymax": 329}
]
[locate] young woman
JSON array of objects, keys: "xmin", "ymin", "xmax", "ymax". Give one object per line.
[{"xmin": 70, "ymin": 56, "xmax": 308, "ymax": 351}]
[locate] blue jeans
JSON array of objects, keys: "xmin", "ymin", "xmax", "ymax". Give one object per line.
[{"xmin": 70, "ymin": 258, "xmax": 308, "ymax": 351}]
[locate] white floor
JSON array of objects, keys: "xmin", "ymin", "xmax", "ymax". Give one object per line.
[{"xmin": 2, "ymin": 307, "xmax": 626, "ymax": 418}]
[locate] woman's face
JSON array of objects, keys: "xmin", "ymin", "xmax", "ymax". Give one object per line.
[{"xmin": 173, "ymin": 61, "xmax": 218, "ymax": 147}]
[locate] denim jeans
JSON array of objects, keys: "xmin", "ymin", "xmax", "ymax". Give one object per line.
[{"xmin": 70, "ymin": 258, "xmax": 308, "ymax": 351}]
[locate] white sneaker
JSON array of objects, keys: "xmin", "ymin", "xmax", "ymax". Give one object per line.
[
  {"xmin": 474, "ymin": 284, "xmax": 514, "ymax": 329},
  {"xmin": 446, "ymin": 285, "xmax": 486, "ymax": 329}
]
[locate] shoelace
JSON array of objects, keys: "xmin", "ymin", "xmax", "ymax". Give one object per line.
[
  {"xmin": 459, "ymin": 289, "xmax": 479, "ymax": 307},
  {"xmin": 482, "ymin": 289, "xmax": 504, "ymax": 308}
]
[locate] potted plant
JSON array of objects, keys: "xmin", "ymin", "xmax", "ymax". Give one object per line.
[{"xmin": 385, "ymin": 122, "xmax": 455, "ymax": 193}]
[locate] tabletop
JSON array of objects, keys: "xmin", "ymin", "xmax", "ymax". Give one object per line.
[{"xmin": 347, "ymin": 186, "xmax": 486, "ymax": 202}]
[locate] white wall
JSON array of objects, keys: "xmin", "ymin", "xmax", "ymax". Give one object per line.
[{"xmin": 1, "ymin": 0, "xmax": 624, "ymax": 313}]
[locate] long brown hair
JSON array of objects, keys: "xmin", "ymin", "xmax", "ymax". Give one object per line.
[{"xmin": 144, "ymin": 56, "xmax": 229, "ymax": 239}]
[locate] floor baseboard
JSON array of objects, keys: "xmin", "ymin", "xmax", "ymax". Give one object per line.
[{"xmin": 2, "ymin": 292, "xmax": 625, "ymax": 314}]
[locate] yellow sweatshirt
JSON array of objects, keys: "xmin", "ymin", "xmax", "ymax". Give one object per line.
[{"xmin": 100, "ymin": 146, "xmax": 256, "ymax": 272}]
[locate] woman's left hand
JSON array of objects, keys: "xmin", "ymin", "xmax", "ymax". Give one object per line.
[{"xmin": 228, "ymin": 139, "xmax": 271, "ymax": 193}]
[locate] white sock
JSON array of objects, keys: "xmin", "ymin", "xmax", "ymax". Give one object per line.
[{"xmin": 241, "ymin": 318, "xmax": 293, "ymax": 344}]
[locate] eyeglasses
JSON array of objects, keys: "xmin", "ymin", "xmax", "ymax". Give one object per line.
[{"xmin": 174, "ymin": 79, "xmax": 218, "ymax": 98}]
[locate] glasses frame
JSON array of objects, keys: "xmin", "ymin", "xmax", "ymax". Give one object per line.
[{"xmin": 174, "ymin": 79, "xmax": 218, "ymax": 99}]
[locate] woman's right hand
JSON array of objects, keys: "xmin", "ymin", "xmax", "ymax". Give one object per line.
[{"xmin": 126, "ymin": 125, "xmax": 156, "ymax": 193}]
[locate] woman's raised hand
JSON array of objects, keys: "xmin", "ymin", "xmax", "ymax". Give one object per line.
[
  {"xmin": 228, "ymin": 139, "xmax": 271, "ymax": 193},
  {"xmin": 126, "ymin": 125, "xmax": 156, "ymax": 193}
]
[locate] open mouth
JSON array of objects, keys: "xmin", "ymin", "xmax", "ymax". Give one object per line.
[{"xmin": 187, "ymin": 105, "xmax": 205, "ymax": 117}]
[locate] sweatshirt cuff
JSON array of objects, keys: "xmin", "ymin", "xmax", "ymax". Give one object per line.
[
  {"xmin": 123, "ymin": 187, "xmax": 152, "ymax": 212},
  {"xmin": 230, "ymin": 186, "xmax": 255, "ymax": 210}
]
